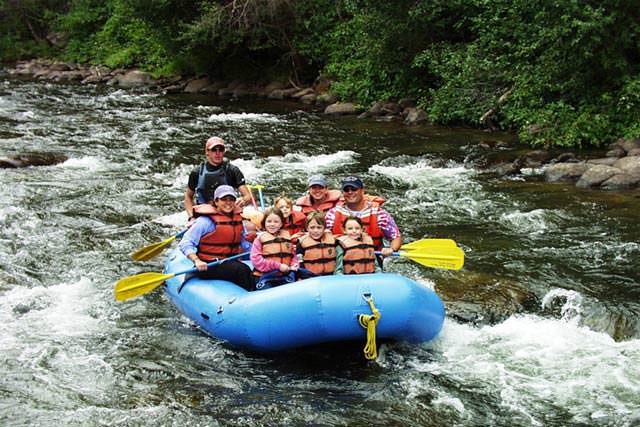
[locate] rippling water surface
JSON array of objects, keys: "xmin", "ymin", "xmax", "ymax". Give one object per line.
[{"xmin": 1, "ymin": 76, "xmax": 639, "ymax": 427}]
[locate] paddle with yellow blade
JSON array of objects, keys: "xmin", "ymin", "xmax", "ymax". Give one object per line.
[
  {"xmin": 400, "ymin": 238, "xmax": 459, "ymax": 252},
  {"xmin": 115, "ymin": 251, "xmax": 249, "ymax": 302},
  {"xmin": 377, "ymin": 241, "xmax": 464, "ymax": 270},
  {"xmin": 131, "ymin": 229, "xmax": 187, "ymax": 261}
]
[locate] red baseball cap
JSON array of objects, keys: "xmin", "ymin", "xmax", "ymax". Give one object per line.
[{"xmin": 205, "ymin": 136, "xmax": 225, "ymax": 150}]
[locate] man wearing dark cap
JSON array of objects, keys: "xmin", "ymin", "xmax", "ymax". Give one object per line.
[
  {"xmin": 184, "ymin": 136, "xmax": 252, "ymax": 221},
  {"xmin": 325, "ymin": 176, "xmax": 401, "ymax": 258},
  {"xmin": 179, "ymin": 185, "xmax": 254, "ymax": 290},
  {"xmin": 295, "ymin": 174, "xmax": 342, "ymax": 215}
]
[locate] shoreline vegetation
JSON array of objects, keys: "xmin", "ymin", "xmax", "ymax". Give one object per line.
[
  {"xmin": 1, "ymin": 1, "xmax": 638, "ymax": 149},
  {"xmin": 5, "ymin": 58, "xmax": 640, "ymax": 191}
]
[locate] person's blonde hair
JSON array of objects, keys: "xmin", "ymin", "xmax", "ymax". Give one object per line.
[{"xmin": 273, "ymin": 194, "xmax": 293, "ymax": 209}]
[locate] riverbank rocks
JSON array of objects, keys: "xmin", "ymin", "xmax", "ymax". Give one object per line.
[
  {"xmin": 324, "ymin": 102, "xmax": 359, "ymax": 115},
  {"xmin": 543, "ymin": 140, "xmax": 640, "ymax": 189},
  {"xmin": 108, "ymin": 70, "xmax": 154, "ymax": 88}
]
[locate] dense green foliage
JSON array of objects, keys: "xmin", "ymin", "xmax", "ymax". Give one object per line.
[{"xmin": 1, "ymin": 0, "xmax": 639, "ymax": 147}]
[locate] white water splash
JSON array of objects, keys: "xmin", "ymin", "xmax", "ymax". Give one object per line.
[
  {"xmin": 499, "ymin": 209, "xmax": 569, "ymax": 235},
  {"xmin": 58, "ymin": 156, "xmax": 107, "ymax": 172},
  {"xmin": 206, "ymin": 112, "xmax": 281, "ymax": 123},
  {"xmin": 410, "ymin": 318, "xmax": 640, "ymax": 426}
]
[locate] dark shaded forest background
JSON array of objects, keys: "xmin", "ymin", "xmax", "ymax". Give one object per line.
[{"xmin": 2, "ymin": 0, "xmax": 639, "ymax": 147}]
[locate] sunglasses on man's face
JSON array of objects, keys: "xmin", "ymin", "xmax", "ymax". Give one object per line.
[
  {"xmin": 208, "ymin": 147, "xmax": 225, "ymax": 153},
  {"xmin": 343, "ymin": 186, "xmax": 359, "ymax": 193}
]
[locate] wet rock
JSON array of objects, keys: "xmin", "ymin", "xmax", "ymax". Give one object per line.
[
  {"xmin": 628, "ymin": 148, "xmax": 640, "ymax": 156},
  {"xmin": 606, "ymin": 147, "xmax": 626, "ymax": 158},
  {"xmin": 184, "ymin": 77, "xmax": 210, "ymax": 93},
  {"xmin": 553, "ymin": 152, "xmax": 579, "ymax": 163},
  {"xmin": 324, "ymin": 102, "xmax": 358, "ymax": 115},
  {"xmin": 436, "ymin": 271, "xmax": 538, "ymax": 326},
  {"xmin": 201, "ymin": 81, "xmax": 227, "ymax": 94},
  {"xmin": 614, "ymin": 137, "xmax": 640, "ymax": 153},
  {"xmin": 265, "ymin": 80, "xmax": 287, "ymax": 93},
  {"xmin": 268, "ymin": 89, "xmax": 286, "ymax": 100},
  {"xmin": 0, "ymin": 153, "xmax": 68, "ymax": 168},
  {"xmin": 403, "ymin": 107, "xmax": 428, "ymax": 125},
  {"xmin": 367, "ymin": 101, "xmax": 401, "ymax": 117},
  {"xmin": 111, "ymin": 70, "xmax": 154, "ymax": 88},
  {"xmin": 518, "ymin": 150, "xmax": 552, "ymax": 168},
  {"xmin": 576, "ymin": 165, "xmax": 621, "ymax": 188},
  {"xmin": 601, "ymin": 172, "xmax": 640, "ymax": 190},
  {"xmin": 300, "ymin": 93, "xmax": 317, "ymax": 104},
  {"xmin": 613, "ymin": 156, "xmax": 640, "ymax": 174},
  {"xmin": 316, "ymin": 92, "xmax": 337, "ymax": 105},
  {"xmin": 587, "ymin": 157, "xmax": 618, "ymax": 166},
  {"xmin": 544, "ymin": 162, "xmax": 589, "ymax": 183},
  {"xmin": 489, "ymin": 161, "xmax": 521, "ymax": 176}
]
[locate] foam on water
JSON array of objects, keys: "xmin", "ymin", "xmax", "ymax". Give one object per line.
[
  {"xmin": 166, "ymin": 150, "xmax": 359, "ymax": 194},
  {"xmin": 410, "ymin": 308, "xmax": 640, "ymax": 426},
  {"xmin": 0, "ymin": 278, "xmax": 104, "ymax": 338},
  {"xmin": 58, "ymin": 156, "xmax": 106, "ymax": 171},
  {"xmin": 206, "ymin": 112, "xmax": 281, "ymax": 123},
  {"xmin": 499, "ymin": 209, "xmax": 570, "ymax": 236}
]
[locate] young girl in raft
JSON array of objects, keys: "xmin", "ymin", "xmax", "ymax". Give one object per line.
[
  {"xmin": 250, "ymin": 207, "xmax": 299, "ymax": 287},
  {"xmin": 297, "ymin": 211, "xmax": 337, "ymax": 276},
  {"xmin": 335, "ymin": 216, "xmax": 381, "ymax": 275},
  {"xmin": 273, "ymin": 195, "xmax": 306, "ymax": 243}
]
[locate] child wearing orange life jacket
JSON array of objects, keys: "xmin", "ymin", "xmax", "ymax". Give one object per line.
[
  {"xmin": 296, "ymin": 211, "xmax": 337, "ymax": 276},
  {"xmin": 250, "ymin": 207, "xmax": 299, "ymax": 282},
  {"xmin": 335, "ymin": 216, "xmax": 381, "ymax": 275},
  {"xmin": 274, "ymin": 195, "xmax": 306, "ymax": 243}
]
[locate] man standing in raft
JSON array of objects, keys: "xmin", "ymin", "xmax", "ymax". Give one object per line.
[
  {"xmin": 184, "ymin": 136, "xmax": 252, "ymax": 222},
  {"xmin": 178, "ymin": 185, "xmax": 254, "ymax": 291},
  {"xmin": 325, "ymin": 176, "xmax": 401, "ymax": 259},
  {"xmin": 295, "ymin": 174, "xmax": 342, "ymax": 214}
]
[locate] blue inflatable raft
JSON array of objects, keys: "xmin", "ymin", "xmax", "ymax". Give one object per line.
[{"xmin": 163, "ymin": 249, "xmax": 445, "ymax": 352}]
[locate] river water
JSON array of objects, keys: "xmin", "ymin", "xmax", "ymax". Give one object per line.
[{"xmin": 1, "ymin": 76, "xmax": 639, "ymax": 427}]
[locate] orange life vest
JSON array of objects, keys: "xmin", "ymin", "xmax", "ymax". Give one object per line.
[
  {"xmin": 295, "ymin": 189, "xmax": 342, "ymax": 214},
  {"xmin": 338, "ymin": 234, "xmax": 376, "ymax": 274},
  {"xmin": 283, "ymin": 211, "xmax": 306, "ymax": 238},
  {"xmin": 331, "ymin": 206, "xmax": 385, "ymax": 250},
  {"xmin": 254, "ymin": 230, "xmax": 294, "ymax": 274},
  {"xmin": 197, "ymin": 207, "xmax": 244, "ymax": 261},
  {"xmin": 298, "ymin": 231, "xmax": 337, "ymax": 275}
]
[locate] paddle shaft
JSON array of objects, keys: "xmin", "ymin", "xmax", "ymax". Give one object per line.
[{"xmin": 174, "ymin": 251, "xmax": 249, "ymax": 277}]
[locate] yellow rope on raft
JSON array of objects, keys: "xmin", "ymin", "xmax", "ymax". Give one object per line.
[{"xmin": 358, "ymin": 297, "xmax": 381, "ymax": 360}]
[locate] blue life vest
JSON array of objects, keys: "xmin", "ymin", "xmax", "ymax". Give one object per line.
[{"xmin": 195, "ymin": 161, "xmax": 229, "ymax": 204}]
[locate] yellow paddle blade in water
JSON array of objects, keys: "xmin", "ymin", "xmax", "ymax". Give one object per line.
[
  {"xmin": 395, "ymin": 244, "xmax": 465, "ymax": 270},
  {"xmin": 131, "ymin": 235, "xmax": 177, "ymax": 261},
  {"xmin": 114, "ymin": 272, "xmax": 174, "ymax": 301},
  {"xmin": 400, "ymin": 238, "xmax": 459, "ymax": 252}
]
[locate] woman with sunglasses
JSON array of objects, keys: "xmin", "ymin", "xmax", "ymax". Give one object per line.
[{"xmin": 184, "ymin": 136, "xmax": 252, "ymax": 221}]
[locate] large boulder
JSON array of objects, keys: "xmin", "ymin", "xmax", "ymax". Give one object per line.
[
  {"xmin": 113, "ymin": 70, "xmax": 154, "ymax": 88},
  {"xmin": 324, "ymin": 102, "xmax": 358, "ymax": 115},
  {"xmin": 601, "ymin": 173, "xmax": 640, "ymax": 190},
  {"xmin": 184, "ymin": 77, "xmax": 211, "ymax": 93},
  {"xmin": 403, "ymin": 107, "xmax": 428, "ymax": 125},
  {"xmin": 576, "ymin": 165, "xmax": 621, "ymax": 188},
  {"xmin": 613, "ymin": 156, "xmax": 640, "ymax": 174},
  {"xmin": 544, "ymin": 162, "xmax": 589, "ymax": 183}
]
